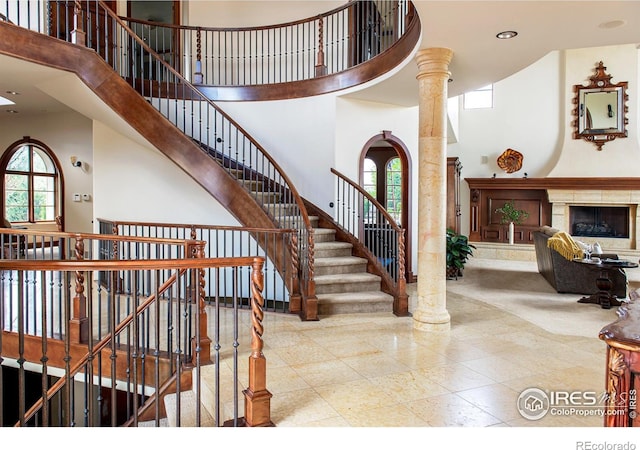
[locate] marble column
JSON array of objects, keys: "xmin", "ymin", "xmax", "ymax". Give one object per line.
[{"xmin": 413, "ymin": 47, "xmax": 453, "ymax": 332}]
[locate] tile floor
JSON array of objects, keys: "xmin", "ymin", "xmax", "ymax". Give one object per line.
[{"xmin": 255, "ymin": 284, "xmax": 609, "ymax": 428}]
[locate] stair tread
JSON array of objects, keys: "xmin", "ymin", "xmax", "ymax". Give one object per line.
[
  {"xmin": 314, "ymin": 272, "xmax": 380, "ymax": 283},
  {"xmin": 315, "ymin": 241, "xmax": 352, "ymax": 249},
  {"xmin": 315, "ymin": 256, "xmax": 367, "ymax": 266},
  {"xmin": 317, "ymin": 291, "xmax": 394, "ymax": 302},
  {"xmin": 137, "ymin": 417, "xmax": 170, "ymax": 427},
  {"xmin": 313, "ymin": 228, "xmax": 336, "ymax": 234},
  {"xmin": 164, "ymin": 390, "xmax": 216, "ymax": 427}
]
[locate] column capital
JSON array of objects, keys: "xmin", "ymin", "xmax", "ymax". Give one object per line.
[{"xmin": 415, "ymin": 47, "xmax": 453, "ymax": 79}]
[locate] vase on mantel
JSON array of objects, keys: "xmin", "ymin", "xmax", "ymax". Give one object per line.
[{"xmin": 508, "ymin": 222, "xmax": 515, "ymax": 245}]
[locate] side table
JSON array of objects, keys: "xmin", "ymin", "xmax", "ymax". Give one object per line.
[{"xmin": 573, "ymin": 258, "xmax": 638, "ymax": 309}]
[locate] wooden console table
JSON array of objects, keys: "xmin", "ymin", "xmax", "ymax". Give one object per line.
[
  {"xmin": 600, "ymin": 300, "xmax": 640, "ymax": 426},
  {"xmin": 574, "ymin": 258, "xmax": 638, "ymax": 309}
]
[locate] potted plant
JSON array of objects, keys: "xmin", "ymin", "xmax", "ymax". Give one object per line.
[
  {"xmin": 446, "ymin": 229, "xmax": 476, "ymax": 279},
  {"xmin": 495, "ymin": 200, "xmax": 529, "ymax": 245}
]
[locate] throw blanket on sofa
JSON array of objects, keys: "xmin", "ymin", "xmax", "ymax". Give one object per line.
[{"xmin": 547, "ymin": 231, "xmax": 584, "ymax": 260}]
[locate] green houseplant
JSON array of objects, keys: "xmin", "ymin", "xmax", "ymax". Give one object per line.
[
  {"xmin": 446, "ymin": 229, "xmax": 476, "ymax": 279},
  {"xmin": 495, "ymin": 200, "xmax": 529, "ymax": 245}
]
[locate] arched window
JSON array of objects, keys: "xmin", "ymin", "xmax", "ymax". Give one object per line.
[
  {"xmin": 386, "ymin": 157, "xmax": 402, "ymax": 225},
  {"xmin": 363, "ymin": 158, "xmax": 377, "ymax": 223},
  {"xmin": 2, "ymin": 138, "xmax": 61, "ymax": 225},
  {"xmin": 363, "ymin": 158, "xmax": 377, "ymax": 198}
]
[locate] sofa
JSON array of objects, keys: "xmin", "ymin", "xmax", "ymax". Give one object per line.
[{"xmin": 533, "ymin": 226, "xmax": 627, "ymax": 298}]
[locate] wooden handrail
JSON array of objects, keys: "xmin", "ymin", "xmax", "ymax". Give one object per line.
[
  {"xmin": 0, "ymin": 227, "xmax": 204, "ymax": 246},
  {"xmin": 11, "ymin": 255, "xmax": 266, "ymax": 426},
  {"xmin": 96, "ymin": 218, "xmax": 296, "ymax": 236},
  {"xmin": 0, "ymin": 257, "xmax": 261, "ymax": 271}
]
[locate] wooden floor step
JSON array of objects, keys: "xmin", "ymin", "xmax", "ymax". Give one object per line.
[{"xmin": 317, "ymin": 291, "xmax": 394, "ymax": 315}]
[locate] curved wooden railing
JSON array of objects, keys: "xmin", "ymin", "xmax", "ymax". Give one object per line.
[
  {"xmin": 97, "ymin": 218, "xmax": 299, "ymax": 313},
  {"xmin": 121, "ymin": 1, "xmax": 420, "ymax": 100},
  {"xmin": 0, "ymin": 228, "xmax": 270, "ymax": 427},
  {"xmin": 330, "ymin": 168, "xmax": 408, "ymax": 316},
  {"xmin": 4, "ymin": 0, "xmax": 317, "ymax": 319}
]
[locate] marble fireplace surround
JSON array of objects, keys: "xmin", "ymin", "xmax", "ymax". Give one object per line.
[
  {"xmin": 548, "ymin": 185, "xmax": 640, "ymax": 252},
  {"xmin": 466, "ymin": 177, "xmax": 640, "ymax": 251}
]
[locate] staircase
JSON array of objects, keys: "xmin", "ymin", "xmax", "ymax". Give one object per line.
[
  {"xmin": 241, "ymin": 177, "xmax": 394, "ymax": 315},
  {"xmin": 314, "ymin": 226, "xmax": 394, "ymax": 315}
]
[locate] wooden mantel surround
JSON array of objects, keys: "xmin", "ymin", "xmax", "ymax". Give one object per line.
[{"xmin": 465, "ymin": 177, "xmax": 640, "ymax": 247}]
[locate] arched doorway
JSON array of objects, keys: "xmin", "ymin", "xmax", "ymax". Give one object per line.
[{"xmin": 359, "ymin": 130, "xmax": 413, "ymax": 281}]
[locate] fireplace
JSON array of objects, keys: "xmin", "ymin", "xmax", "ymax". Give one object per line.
[{"xmin": 569, "ymin": 206, "xmax": 629, "ymax": 238}]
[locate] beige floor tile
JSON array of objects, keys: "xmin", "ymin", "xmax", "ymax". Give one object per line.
[
  {"xmin": 418, "ymin": 363, "xmax": 495, "ymax": 392},
  {"xmin": 323, "ymin": 337, "xmax": 384, "ymax": 359},
  {"xmin": 369, "ymin": 370, "xmax": 450, "ymax": 402},
  {"xmin": 391, "ymin": 346, "xmax": 452, "ymax": 370},
  {"xmin": 340, "ymin": 353, "xmax": 412, "ymax": 378},
  {"xmin": 271, "ymin": 341, "xmax": 337, "ymax": 366},
  {"xmin": 340, "ymin": 403, "xmax": 430, "ymax": 427},
  {"xmin": 291, "ymin": 359, "xmax": 364, "ymax": 387},
  {"xmin": 265, "ymin": 365, "xmax": 311, "ymax": 394},
  {"xmin": 460, "ymin": 355, "xmax": 533, "ymax": 383},
  {"xmin": 456, "ymin": 384, "xmax": 522, "ymax": 422},
  {"xmin": 314, "ymin": 379, "xmax": 400, "ymax": 415},
  {"xmin": 406, "ymin": 393, "xmax": 503, "ymax": 427},
  {"xmin": 270, "ymin": 388, "xmax": 341, "ymax": 426}
]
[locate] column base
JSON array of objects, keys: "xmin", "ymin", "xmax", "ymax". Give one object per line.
[{"xmin": 412, "ymin": 310, "xmax": 451, "ymax": 332}]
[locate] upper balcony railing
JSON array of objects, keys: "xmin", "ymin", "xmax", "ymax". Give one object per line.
[{"xmin": 121, "ymin": 1, "xmax": 418, "ymax": 90}]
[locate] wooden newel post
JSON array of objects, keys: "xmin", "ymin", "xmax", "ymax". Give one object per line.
[
  {"xmin": 315, "ymin": 16, "xmax": 327, "ymax": 77},
  {"xmin": 70, "ymin": 237, "xmax": 88, "ymax": 344},
  {"xmin": 192, "ymin": 242, "xmax": 211, "ymax": 365},
  {"xmin": 71, "ymin": 1, "xmax": 86, "ymax": 46},
  {"xmin": 243, "ymin": 257, "xmax": 274, "ymax": 427},
  {"xmin": 302, "ymin": 228, "xmax": 318, "ymax": 321},
  {"xmin": 394, "ymin": 229, "xmax": 409, "ymax": 316},
  {"xmin": 288, "ymin": 232, "xmax": 301, "ymax": 313}
]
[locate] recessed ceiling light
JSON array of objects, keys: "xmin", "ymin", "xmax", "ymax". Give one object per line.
[
  {"xmin": 6, "ymin": 109, "xmax": 18, "ymax": 113},
  {"xmin": 599, "ymin": 20, "xmax": 626, "ymax": 29},
  {"xmin": 496, "ymin": 30, "xmax": 518, "ymax": 39},
  {"xmin": 5, "ymin": 90, "xmax": 20, "ymax": 95}
]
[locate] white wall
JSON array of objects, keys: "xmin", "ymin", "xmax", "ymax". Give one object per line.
[
  {"xmin": 0, "ymin": 110, "xmax": 93, "ymax": 232},
  {"xmin": 219, "ymin": 95, "xmax": 337, "ymax": 211},
  {"xmin": 185, "ymin": 1, "xmax": 343, "ymax": 27},
  {"xmin": 335, "ymin": 97, "xmax": 419, "ymax": 272},
  {"xmin": 549, "ymin": 44, "xmax": 640, "ymax": 176},
  {"xmin": 92, "ymin": 121, "xmax": 238, "ymax": 229},
  {"xmin": 446, "ymin": 45, "xmax": 640, "ymax": 236}
]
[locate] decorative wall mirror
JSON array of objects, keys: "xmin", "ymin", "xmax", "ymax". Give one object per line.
[{"xmin": 572, "ymin": 61, "xmax": 628, "ymax": 150}]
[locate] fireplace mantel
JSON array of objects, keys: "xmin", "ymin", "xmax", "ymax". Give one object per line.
[
  {"xmin": 465, "ymin": 178, "xmax": 640, "ymax": 190},
  {"xmin": 465, "ymin": 177, "xmax": 640, "ymax": 250}
]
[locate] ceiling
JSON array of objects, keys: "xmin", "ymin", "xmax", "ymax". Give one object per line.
[
  {"xmin": 2, "ymin": 1, "xmax": 640, "ymax": 115},
  {"xmin": 345, "ymin": 1, "xmax": 640, "ymax": 106}
]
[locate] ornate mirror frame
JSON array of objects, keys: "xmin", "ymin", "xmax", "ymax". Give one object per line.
[{"xmin": 572, "ymin": 61, "xmax": 628, "ymax": 150}]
